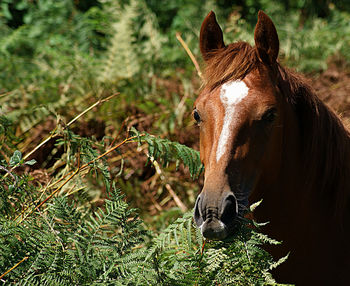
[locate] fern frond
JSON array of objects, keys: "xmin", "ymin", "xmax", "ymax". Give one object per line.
[
  {"xmin": 99, "ymin": 0, "xmax": 163, "ymax": 83},
  {"xmin": 131, "ymin": 128, "xmax": 203, "ymax": 178}
]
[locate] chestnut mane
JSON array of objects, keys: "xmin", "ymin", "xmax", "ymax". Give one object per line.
[{"xmin": 204, "ymin": 41, "xmax": 350, "ymax": 221}]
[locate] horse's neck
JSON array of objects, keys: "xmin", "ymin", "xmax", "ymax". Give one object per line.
[
  {"xmin": 299, "ymin": 96, "xmax": 350, "ymax": 186},
  {"xmin": 278, "ymin": 68, "xmax": 350, "ymax": 194},
  {"xmin": 252, "ymin": 73, "xmax": 350, "ymax": 271},
  {"xmin": 253, "ymin": 87, "xmax": 350, "ymax": 225}
]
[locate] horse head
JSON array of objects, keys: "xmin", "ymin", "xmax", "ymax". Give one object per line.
[{"xmin": 193, "ymin": 11, "xmax": 299, "ymax": 240}]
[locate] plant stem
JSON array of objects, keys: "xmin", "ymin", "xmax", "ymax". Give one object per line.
[
  {"xmin": 176, "ymin": 32, "xmax": 203, "ymax": 79},
  {"xmin": 8, "ymin": 93, "xmax": 119, "ymax": 175},
  {"xmin": 0, "ymin": 256, "xmax": 28, "ymax": 281},
  {"xmin": 16, "ymin": 134, "xmax": 141, "ymax": 223}
]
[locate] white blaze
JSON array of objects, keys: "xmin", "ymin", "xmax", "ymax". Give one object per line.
[{"xmin": 216, "ymin": 80, "xmax": 249, "ymax": 162}]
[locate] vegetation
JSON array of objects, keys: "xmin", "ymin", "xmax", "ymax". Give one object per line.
[
  {"xmin": 1, "ymin": 0, "xmax": 349, "ymax": 284},
  {"xmin": 0, "ymin": 123, "xmax": 284, "ymax": 285}
]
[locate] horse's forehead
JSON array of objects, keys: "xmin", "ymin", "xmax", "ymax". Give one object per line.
[
  {"xmin": 196, "ymin": 79, "xmax": 248, "ymax": 105},
  {"xmin": 195, "ymin": 68, "xmax": 276, "ymax": 111},
  {"xmin": 216, "ymin": 80, "xmax": 250, "ymax": 162},
  {"xmin": 219, "ymin": 80, "xmax": 250, "ymax": 105}
]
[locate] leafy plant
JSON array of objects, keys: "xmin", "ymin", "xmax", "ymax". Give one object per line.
[
  {"xmin": 132, "ymin": 128, "xmax": 203, "ymax": 179},
  {"xmin": 0, "ymin": 113, "xmax": 286, "ymax": 285},
  {"xmin": 130, "ymin": 203, "xmax": 287, "ymax": 286}
]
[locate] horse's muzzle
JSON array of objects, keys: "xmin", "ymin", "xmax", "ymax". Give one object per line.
[{"xmin": 194, "ymin": 192, "xmax": 237, "ymax": 240}]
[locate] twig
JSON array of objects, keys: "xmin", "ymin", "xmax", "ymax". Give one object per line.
[
  {"xmin": 165, "ymin": 183, "xmax": 187, "ymax": 211},
  {"xmin": 0, "ymin": 91, "xmax": 12, "ymax": 98},
  {"xmin": 65, "ymin": 93, "xmax": 119, "ymax": 127},
  {"xmin": 150, "ymin": 157, "xmax": 187, "ymax": 212},
  {"xmin": 176, "ymin": 32, "xmax": 203, "ymax": 79},
  {"xmin": 9, "ymin": 93, "xmax": 119, "ymax": 174},
  {"xmin": 0, "ymin": 256, "xmax": 28, "ymax": 280},
  {"xmin": 81, "ymin": 135, "xmax": 140, "ymax": 168},
  {"xmin": 35, "ymin": 169, "xmax": 80, "ymax": 211},
  {"xmin": 109, "ymin": 117, "xmax": 128, "ymax": 148},
  {"xmin": 16, "ymin": 135, "xmax": 141, "ymax": 223},
  {"xmin": 201, "ymin": 240, "xmax": 206, "ymax": 255},
  {"xmin": 0, "ymin": 165, "xmax": 17, "ymax": 184},
  {"xmin": 13, "ymin": 177, "xmax": 53, "ymax": 222},
  {"xmin": 18, "ymin": 168, "xmax": 80, "ymax": 223},
  {"xmin": 20, "ymin": 125, "xmax": 58, "ymax": 166}
]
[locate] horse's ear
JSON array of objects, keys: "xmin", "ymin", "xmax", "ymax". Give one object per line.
[
  {"xmin": 200, "ymin": 11, "xmax": 225, "ymax": 61},
  {"xmin": 254, "ymin": 11, "xmax": 279, "ymax": 65}
]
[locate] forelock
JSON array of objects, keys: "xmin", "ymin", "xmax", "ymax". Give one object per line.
[{"xmin": 203, "ymin": 42, "xmax": 258, "ymax": 90}]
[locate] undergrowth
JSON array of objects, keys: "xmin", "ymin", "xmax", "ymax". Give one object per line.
[{"xmin": 0, "ymin": 113, "xmax": 286, "ymax": 285}]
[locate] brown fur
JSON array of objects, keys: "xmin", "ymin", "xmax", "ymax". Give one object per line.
[
  {"xmin": 202, "ymin": 20, "xmax": 350, "ymax": 224},
  {"xmin": 277, "ymin": 66, "xmax": 350, "ymax": 220},
  {"xmin": 196, "ymin": 10, "xmax": 350, "ymax": 285}
]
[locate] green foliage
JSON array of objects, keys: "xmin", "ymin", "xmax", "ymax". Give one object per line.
[
  {"xmin": 0, "ymin": 115, "xmax": 19, "ymax": 160},
  {"xmin": 141, "ymin": 209, "xmax": 285, "ymax": 285},
  {"xmin": 0, "ymin": 187, "xmax": 147, "ymax": 285},
  {"xmin": 2, "ymin": 0, "xmax": 349, "ymax": 137},
  {"xmin": 0, "ymin": 115, "xmax": 286, "ymax": 285},
  {"xmin": 9, "ymin": 150, "xmax": 36, "ymax": 167},
  {"xmin": 132, "ymin": 128, "xmax": 203, "ymax": 178},
  {"xmin": 99, "ymin": 0, "xmax": 163, "ymax": 83},
  {"xmin": 279, "ymin": 8, "xmax": 350, "ymax": 71},
  {"xmin": 0, "ymin": 125, "xmax": 148, "ymax": 284},
  {"xmin": 221, "ymin": 2, "xmax": 350, "ymax": 72}
]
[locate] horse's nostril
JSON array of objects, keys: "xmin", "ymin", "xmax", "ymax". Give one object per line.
[
  {"xmin": 220, "ymin": 195, "xmax": 237, "ymax": 226},
  {"xmin": 194, "ymin": 195, "xmax": 203, "ymax": 227},
  {"xmin": 202, "ymin": 219, "xmax": 227, "ymax": 240}
]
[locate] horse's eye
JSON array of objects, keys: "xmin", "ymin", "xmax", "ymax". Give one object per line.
[
  {"xmin": 193, "ymin": 109, "xmax": 201, "ymax": 123},
  {"xmin": 262, "ymin": 108, "xmax": 277, "ymax": 123}
]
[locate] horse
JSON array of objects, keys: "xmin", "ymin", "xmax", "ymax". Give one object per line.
[{"xmin": 193, "ymin": 11, "xmax": 350, "ymax": 285}]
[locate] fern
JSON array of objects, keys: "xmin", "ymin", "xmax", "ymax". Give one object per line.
[
  {"xmin": 0, "ymin": 186, "xmax": 147, "ymax": 285},
  {"xmin": 131, "ymin": 128, "xmax": 203, "ymax": 178},
  {"xmin": 0, "ymin": 117, "xmax": 288, "ymax": 285},
  {"xmin": 99, "ymin": 0, "xmax": 163, "ymax": 83},
  {"xmin": 143, "ymin": 209, "xmax": 286, "ymax": 286}
]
